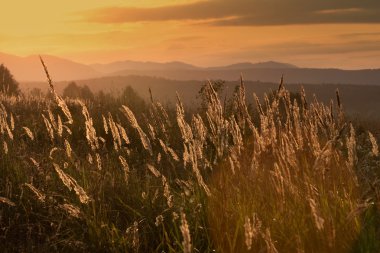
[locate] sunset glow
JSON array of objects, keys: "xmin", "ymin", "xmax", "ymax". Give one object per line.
[{"xmin": 1, "ymin": 0, "xmax": 380, "ymax": 68}]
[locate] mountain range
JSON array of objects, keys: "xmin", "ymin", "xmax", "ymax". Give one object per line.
[{"xmin": 1, "ymin": 52, "xmax": 380, "ymax": 85}]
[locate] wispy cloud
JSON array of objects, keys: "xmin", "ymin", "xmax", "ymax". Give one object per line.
[{"xmin": 82, "ymin": 0, "xmax": 380, "ymax": 26}]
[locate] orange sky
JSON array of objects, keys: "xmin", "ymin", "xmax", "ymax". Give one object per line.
[{"xmin": 1, "ymin": 0, "xmax": 380, "ymax": 69}]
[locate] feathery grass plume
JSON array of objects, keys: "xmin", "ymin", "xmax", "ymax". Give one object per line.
[
  {"xmin": 158, "ymin": 139, "xmax": 179, "ymax": 162},
  {"xmin": 162, "ymin": 175, "xmax": 173, "ymax": 208},
  {"xmin": 309, "ymin": 197, "xmax": 325, "ymax": 232},
  {"xmin": 368, "ymin": 131, "xmax": 379, "ymax": 156},
  {"xmin": 64, "ymin": 139, "xmax": 73, "ymax": 159},
  {"xmin": 63, "ymin": 125, "xmax": 72, "ymax": 135},
  {"xmin": 87, "ymin": 153, "xmax": 93, "ymax": 164},
  {"xmin": 116, "ymin": 123, "xmax": 130, "ymax": 144},
  {"xmin": 108, "ymin": 113, "xmax": 122, "ymax": 150},
  {"xmin": 346, "ymin": 124, "xmax": 357, "ymax": 168},
  {"xmin": 119, "ymin": 155, "xmax": 130, "ymax": 184},
  {"xmin": 3, "ymin": 141, "xmax": 8, "ymax": 154},
  {"xmin": 155, "ymin": 215, "xmax": 164, "ymax": 227},
  {"xmin": 262, "ymin": 228, "xmax": 279, "ymax": 253},
  {"xmin": 49, "ymin": 147, "xmax": 58, "ymax": 159},
  {"xmin": 47, "ymin": 108, "xmax": 57, "ymax": 130},
  {"xmin": 180, "ymin": 212, "xmax": 192, "ymax": 253},
  {"xmin": 102, "ymin": 114, "xmax": 109, "ymax": 134},
  {"xmin": 0, "ymin": 196, "xmax": 15, "ymax": 206},
  {"xmin": 39, "ymin": 56, "xmax": 73, "ymax": 124},
  {"xmin": 10, "ymin": 113, "xmax": 14, "ymax": 130},
  {"xmin": 30, "ymin": 157, "xmax": 40, "ymax": 169},
  {"xmin": 126, "ymin": 221, "xmax": 140, "ymax": 251},
  {"xmin": 229, "ymin": 116, "xmax": 243, "ymax": 154},
  {"xmin": 147, "ymin": 164, "xmax": 161, "ymax": 178},
  {"xmin": 292, "ymin": 100, "xmax": 303, "ymax": 148},
  {"xmin": 77, "ymin": 100, "xmax": 99, "ymax": 150},
  {"xmin": 22, "ymin": 127, "xmax": 34, "ymax": 141},
  {"xmin": 172, "ymin": 212, "xmax": 179, "ymax": 222},
  {"xmin": 95, "ymin": 153, "xmax": 102, "ymax": 170},
  {"xmin": 233, "ymin": 75, "xmax": 255, "ymax": 131},
  {"xmin": 6, "ymin": 124, "xmax": 13, "ymax": 140},
  {"xmin": 176, "ymin": 94, "xmax": 193, "ymax": 143},
  {"xmin": 53, "ymin": 163, "xmax": 90, "ymax": 204},
  {"xmin": 244, "ymin": 214, "xmax": 262, "ymax": 250},
  {"xmin": 59, "ymin": 203, "xmax": 81, "ymax": 218},
  {"xmin": 147, "ymin": 123, "xmax": 156, "ymax": 140},
  {"xmin": 121, "ymin": 105, "xmax": 152, "ymax": 154},
  {"xmin": 57, "ymin": 115, "xmax": 63, "ymax": 137},
  {"xmin": 188, "ymin": 143, "xmax": 211, "ymax": 196},
  {"xmin": 300, "ymin": 86, "xmax": 308, "ymax": 110},
  {"xmin": 254, "ymin": 93, "xmax": 264, "ymax": 115},
  {"xmin": 24, "ymin": 183, "xmax": 46, "ymax": 202},
  {"xmin": 191, "ymin": 114, "xmax": 207, "ymax": 144},
  {"xmin": 42, "ymin": 114, "xmax": 54, "ymax": 141}
]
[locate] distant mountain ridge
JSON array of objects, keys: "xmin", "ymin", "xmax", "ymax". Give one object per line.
[
  {"xmin": 0, "ymin": 52, "xmax": 100, "ymax": 81},
  {"xmin": 207, "ymin": 61, "xmax": 298, "ymax": 70},
  {"xmin": 90, "ymin": 60, "xmax": 200, "ymax": 74},
  {"xmin": 1, "ymin": 52, "xmax": 380, "ymax": 85}
]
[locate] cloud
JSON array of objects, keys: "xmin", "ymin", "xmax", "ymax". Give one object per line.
[
  {"xmin": 82, "ymin": 0, "xmax": 380, "ymax": 26},
  {"xmin": 254, "ymin": 40, "xmax": 380, "ymax": 57}
]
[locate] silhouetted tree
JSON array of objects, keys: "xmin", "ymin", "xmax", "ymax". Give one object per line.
[
  {"xmin": 0, "ymin": 64, "xmax": 20, "ymax": 96},
  {"xmin": 119, "ymin": 86, "xmax": 146, "ymax": 110},
  {"xmin": 63, "ymin": 82, "xmax": 94, "ymax": 100}
]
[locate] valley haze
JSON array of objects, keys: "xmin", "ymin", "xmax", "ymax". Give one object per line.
[{"xmin": 1, "ymin": 52, "xmax": 380, "ymax": 85}]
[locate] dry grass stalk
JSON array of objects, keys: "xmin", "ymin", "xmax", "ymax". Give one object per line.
[
  {"xmin": 64, "ymin": 139, "xmax": 73, "ymax": 159},
  {"xmin": 368, "ymin": 131, "xmax": 379, "ymax": 156},
  {"xmin": 244, "ymin": 214, "xmax": 262, "ymax": 250},
  {"xmin": 126, "ymin": 221, "xmax": 140, "ymax": 251},
  {"xmin": 108, "ymin": 113, "xmax": 122, "ymax": 150},
  {"xmin": 53, "ymin": 163, "xmax": 90, "ymax": 204},
  {"xmin": 155, "ymin": 215, "xmax": 164, "ymax": 227},
  {"xmin": 95, "ymin": 153, "xmax": 102, "ymax": 170},
  {"xmin": 78, "ymin": 100, "xmax": 99, "ymax": 151},
  {"xmin": 162, "ymin": 175, "xmax": 173, "ymax": 208},
  {"xmin": 308, "ymin": 198, "xmax": 325, "ymax": 231},
  {"xmin": 116, "ymin": 123, "xmax": 130, "ymax": 144},
  {"xmin": 0, "ymin": 196, "xmax": 15, "ymax": 206},
  {"xmin": 22, "ymin": 127, "xmax": 34, "ymax": 141},
  {"xmin": 24, "ymin": 183, "xmax": 46, "ymax": 202},
  {"xmin": 262, "ymin": 228, "xmax": 279, "ymax": 253},
  {"xmin": 59, "ymin": 203, "xmax": 81, "ymax": 218},
  {"xmin": 121, "ymin": 105, "xmax": 152, "ymax": 154},
  {"xmin": 346, "ymin": 124, "xmax": 357, "ymax": 168},
  {"xmin": 42, "ymin": 114, "xmax": 55, "ymax": 141},
  {"xmin": 87, "ymin": 153, "xmax": 93, "ymax": 164},
  {"xmin": 102, "ymin": 114, "xmax": 109, "ymax": 134},
  {"xmin": 3, "ymin": 141, "xmax": 8, "ymax": 154},
  {"xmin": 39, "ymin": 56, "xmax": 73, "ymax": 124},
  {"xmin": 49, "ymin": 147, "xmax": 58, "ymax": 159},
  {"xmin": 119, "ymin": 155, "xmax": 130, "ymax": 184},
  {"xmin": 147, "ymin": 164, "xmax": 161, "ymax": 178},
  {"xmin": 180, "ymin": 211, "xmax": 192, "ymax": 253}
]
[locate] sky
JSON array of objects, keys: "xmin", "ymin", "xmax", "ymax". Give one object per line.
[{"xmin": 1, "ymin": 0, "xmax": 380, "ymax": 69}]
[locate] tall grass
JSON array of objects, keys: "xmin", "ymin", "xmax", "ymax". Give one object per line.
[{"xmin": 0, "ymin": 61, "xmax": 379, "ymax": 252}]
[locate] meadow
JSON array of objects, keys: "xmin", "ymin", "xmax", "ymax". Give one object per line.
[{"xmin": 0, "ymin": 60, "xmax": 379, "ymax": 252}]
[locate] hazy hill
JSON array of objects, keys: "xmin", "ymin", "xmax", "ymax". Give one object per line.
[
  {"xmin": 90, "ymin": 60, "xmax": 199, "ymax": 74},
  {"xmin": 111, "ymin": 67, "xmax": 380, "ymax": 85},
  {"xmin": 0, "ymin": 52, "xmax": 100, "ymax": 81},
  {"xmin": 21, "ymin": 75, "xmax": 380, "ymax": 119},
  {"xmin": 2, "ymin": 52, "xmax": 380, "ymax": 85},
  {"xmin": 207, "ymin": 61, "xmax": 298, "ymax": 70}
]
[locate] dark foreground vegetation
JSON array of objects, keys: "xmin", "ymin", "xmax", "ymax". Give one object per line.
[{"xmin": 0, "ymin": 61, "xmax": 380, "ymax": 252}]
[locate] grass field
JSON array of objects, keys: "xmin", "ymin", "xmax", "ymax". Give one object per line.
[{"xmin": 0, "ymin": 62, "xmax": 379, "ymax": 252}]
